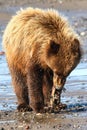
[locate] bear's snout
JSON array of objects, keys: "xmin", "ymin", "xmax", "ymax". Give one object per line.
[{"xmin": 53, "ymin": 73, "xmax": 66, "ymax": 90}]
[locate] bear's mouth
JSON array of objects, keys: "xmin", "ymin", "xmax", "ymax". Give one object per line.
[
  {"xmin": 50, "ymin": 73, "xmax": 66, "ymax": 108},
  {"xmin": 53, "ymin": 73, "xmax": 66, "ymax": 91}
]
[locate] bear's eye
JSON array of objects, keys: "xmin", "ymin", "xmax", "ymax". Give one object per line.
[{"xmin": 50, "ymin": 40, "xmax": 60, "ymax": 54}]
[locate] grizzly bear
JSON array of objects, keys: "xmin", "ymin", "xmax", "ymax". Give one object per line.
[{"xmin": 3, "ymin": 7, "xmax": 81, "ymax": 113}]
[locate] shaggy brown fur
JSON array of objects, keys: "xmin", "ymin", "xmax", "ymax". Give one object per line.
[{"xmin": 3, "ymin": 7, "xmax": 81, "ymax": 113}]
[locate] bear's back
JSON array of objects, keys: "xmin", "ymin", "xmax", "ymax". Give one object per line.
[{"xmin": 3, "ymin": 7, "xmax": 79, "ymax": 73}]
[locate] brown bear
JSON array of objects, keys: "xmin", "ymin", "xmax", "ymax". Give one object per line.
[{"xmin": 3, "ymin": 7, "xmax": 81, "ymax": 113}]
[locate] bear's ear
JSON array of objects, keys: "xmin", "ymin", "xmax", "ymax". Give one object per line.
[
  {"xmin": 50, "ymin": 40, "xmax": 60, "ymax": 54},
  {"xmin": 74, "ymin": 38, "xmax": 80, "ymax": 46},
  {"xmin": 72, "ymin": 38, "xmax": 80, "ymax": 52}
]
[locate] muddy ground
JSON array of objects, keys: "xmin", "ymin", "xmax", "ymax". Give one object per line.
[{"xmin": 0, "ymin": 0, "xmax": 87, "ymax": 130}]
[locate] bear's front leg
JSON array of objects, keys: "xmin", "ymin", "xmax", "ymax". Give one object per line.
[
  {"xmin": 52, "ymin": 89, "xmax": 67, "ymax": 111},
  {"xmin": 27, "ymin": 64, "xmax": 44, "ymax": 113},
  {"xmin": 48, "ymin": 88, "xmax": 66, "ymax": 113},
  {"xmin": 49, "ymin": 73, "xmax": 67, "ymax": 112}
]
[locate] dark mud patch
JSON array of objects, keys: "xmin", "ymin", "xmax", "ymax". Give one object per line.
[{"xmin": 65, "ymin": 103, "xmax": 87, "ymax": 112}]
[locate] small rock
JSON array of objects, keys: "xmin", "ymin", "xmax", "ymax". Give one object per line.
[
  {"xmin": 61, "ymin": 115, "xmax": 66, "ymax": 119},
  {"xmin": 37, "ymin": 125, "xmax": 41, "ymax": 129},
  {"xmin": 22, "ymin": 112, "xmax": 25, "ymax": 116},
  {"xmin": 80, "ymin": 32, "xmax": 85, "ymax": 36},
  {"xmin": 73, "ymin": 125, "xmax": 76, "ymax": 128},
  {"xmin": 59, "ymin": 124, "xmax": 61, "ymax": 127},
  {"xmin": 25, "ymin": 125, "xmax": 30, "ymax": 129},
  {"xmin": 4, "ymin": 112, "xmax": 8, "ymax": 116},
  {"xmin": 59, "ymin": 0, "xmax": 63, "ymax": 4},
  {"xmin": 53, "ymin": 125, "xmax": 56, "ymax": 128},
  {"xmin": 36, "ymin": 113, "xmax": 42, "ymax": 116},
  {"xmin": 78, "ymin": 96, "xmax": 83, "ymax": 99},
  {"xmin": 78, "ymin": 125, "xmax": 81, "ymax": 128},
  {"xmin": 11, "ymin": 127, "xmax": 14, "ymax": 130},
  {"xmin": 74, "ymin": 113, "xmax": 78, "ymax": 117}
]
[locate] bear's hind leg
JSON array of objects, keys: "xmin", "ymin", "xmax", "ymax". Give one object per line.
[{"xmin": 10, "ymin": 67, "xmax": 32, "ymax": 112}]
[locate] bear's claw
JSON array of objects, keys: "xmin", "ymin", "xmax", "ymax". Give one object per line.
[
  {"xmin": 17, "ymin": 104, "xmax": 32, "ymax": 112},
  {"xmin": 44, "ymin": 103, "xmax": 67, "ymax": 113}
]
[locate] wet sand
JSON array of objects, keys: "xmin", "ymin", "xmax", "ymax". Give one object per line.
[{"xmin": 0, "ymin": 0, "xmax": 87, "ymax": 130}]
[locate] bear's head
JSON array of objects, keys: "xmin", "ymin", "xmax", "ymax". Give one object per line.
[{"xmin": 45, "ymin": 37, "xmax": 81, "ymax": 90}]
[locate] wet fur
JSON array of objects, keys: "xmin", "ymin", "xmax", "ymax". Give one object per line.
[{"xmin": 3, "ymin": 7, "xmax": 81, "ymax": 112}]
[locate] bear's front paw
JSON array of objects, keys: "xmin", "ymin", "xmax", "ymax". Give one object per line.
[
  {"xmin": 17, "ymin": 104, "xmax": 32, "ymax": 112},
  {"xmin": 53, "ymin": 103, "xmax": 67, "ymax": 112},
  {"xmin": 30, "ymin": 102, "xmax": 44, "ymax": 113},
  {"xmin": 44, "ymin": 103, "xmax": 67, "ymax": 113}
]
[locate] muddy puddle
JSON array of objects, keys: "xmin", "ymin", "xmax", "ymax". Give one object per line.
[{"xmin": 0, "ymin": 8, "xmax": 87, "ymax": 130}]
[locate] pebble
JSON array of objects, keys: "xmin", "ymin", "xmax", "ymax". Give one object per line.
[
  {"xmin": 74, "ymin": 113, "xmax": 78, "ymax": 117},
  {"xmin": 25, "ymin": 125, "xmax": 30, "ymax": 129},
  {"xmin": 36, "ymin": 113, "xmax": 42, "ymax": 116},
  {"xmin": 68, "ymin": 123, "xmax": 72, "ymax": 127},
  {"xmin": 74, "ymin": 22, "xmax": 79, "ymax": 27},
  {"xmin": 73, "ymin": 125, "xmax": 76, "ymax": 128},
  {"xmin": 18, "ymin": 125, "xmax": 23, "ymax": 128},
  {"xmin": 61, "ymin": 115, "xmax": 65, "ymax": 119},
  {"xmin": 4, "ymin": 112, "xmax": 8, "ymax": 116},
  {"xmin": 37, "ymin": 125, "xmax": 41, "ymax": 129},
  {"xmin": 59, "ymin": 124, "xmax": 62, "ymax": 127},
  {"xmin": 77, "ymin": 96, "xmax": 83, "ymax": 99},
  {"xmin": 11, "ymin": 127, "xmax": 14, "ymax": 130},
  {"xmin": 59, "ymin": 0, "xmax": 63, "ymax": 4},
  {"xmin": 22, "ymin": 112, "xmax": 25, "ymax": 116},
  {"xmin": 80, "ymin": 32, "xmax": 85, "ymax": 36},
  {"xmin": 52, "ymin": 125, "xmax": 56, "ymax": 128}
]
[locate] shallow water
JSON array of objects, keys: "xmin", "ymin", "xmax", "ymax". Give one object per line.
[{"xmin": 0, "ymin": 37, "xmax": 17, "ymax": 110}]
